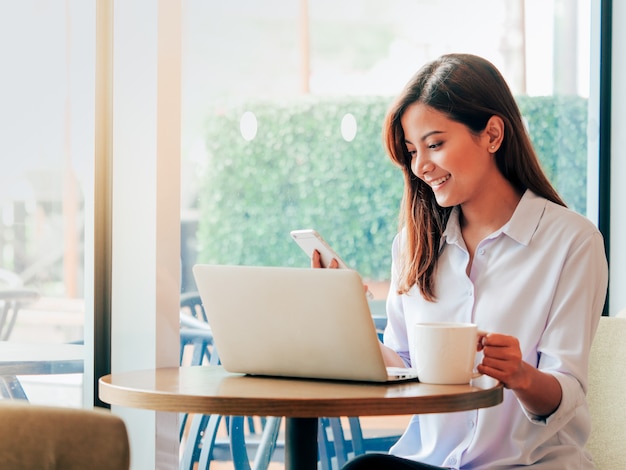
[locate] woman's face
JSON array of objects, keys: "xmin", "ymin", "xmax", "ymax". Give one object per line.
[{"xmin": 400, "ymin": 102, "xmax": 496, "ymax": 208}]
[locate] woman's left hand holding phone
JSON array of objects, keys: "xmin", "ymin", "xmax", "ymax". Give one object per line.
[
  {"xmin": 311, "ymin": 249, "xmax": 373, "ymax": 300},
  {"xmin": 311, "ymin": 249, "xmax": 339, "ymax": 269}
]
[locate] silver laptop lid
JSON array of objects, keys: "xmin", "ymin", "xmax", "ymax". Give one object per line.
[{"xmin": 192, "ymin": 264, "xmax": 392, "ymax": 382}]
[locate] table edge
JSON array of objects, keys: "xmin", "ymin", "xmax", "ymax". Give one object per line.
[{"xmin": 98, "ymin": 368, "xmax": 503, "ymax": 417}]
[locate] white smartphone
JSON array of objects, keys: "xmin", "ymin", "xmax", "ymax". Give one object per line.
[
  {"xmin": 291, "ymin": 229, "xmax": 375, "ymax": 300},
  {"xmin": 290, "ymin": 229, "xmax": 349, "ymax": 269}
]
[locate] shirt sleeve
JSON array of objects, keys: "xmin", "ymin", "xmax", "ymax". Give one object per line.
[
  {"xmin": 383, "ymin": 232, "xmax": 412, "ymax": 367},
  {"xmin": 520, "ymin": 230, "xmax": 608, "ymax": 424}
]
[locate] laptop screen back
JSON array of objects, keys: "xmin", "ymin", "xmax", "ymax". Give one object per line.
[{"xmin": 192, "ymin": 264, "xmax": 391, "ymax": 382}]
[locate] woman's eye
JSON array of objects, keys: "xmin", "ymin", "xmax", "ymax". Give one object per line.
[{"xmin": 427, "ymin": 142, "xmax": 442, "ymax": 150}]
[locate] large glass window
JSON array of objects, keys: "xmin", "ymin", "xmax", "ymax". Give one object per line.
[
  {"xmin": 0, "ymin": 1, "xmax": 93, "ymax": 407},
  {"xmin": 180, "ymin": 0, "xmax": 597, "ymax": 300}
]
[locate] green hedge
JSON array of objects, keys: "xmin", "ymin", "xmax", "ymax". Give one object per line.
[
  {"xmin": 516, "ymin": 96, "xmax": 588, "ymax": 211},
  {"xmin": 196, "ymin": 95, "xmax": 587, "ymax": 281}
]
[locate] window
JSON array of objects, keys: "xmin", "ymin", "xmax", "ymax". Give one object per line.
[
  {"xmin": 180, "ymin": 0, "xmax": 598, "ymax": 300},
  {"xmin": 0, "ymin": 2, "xmax": 94, "ymax": 406}
]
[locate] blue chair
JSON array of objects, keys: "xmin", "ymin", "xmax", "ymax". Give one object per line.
[
  {"xmin": 179, "ymin": 293, "xmax": 283, "ymax": 470},
  {"xmin": 318, "ymin": 417, "xmax": 350, "ymax": 469},
  {"xmin": 318, "ymin": 416, "xmax": 402, "ymax": 469},
  {"xmin": 317, "ymin": 300, "xmax": 403, "ymax": 468},
  {"xmin": 180, "ymin": 290, "xmax": 209, "ymax": 323}
]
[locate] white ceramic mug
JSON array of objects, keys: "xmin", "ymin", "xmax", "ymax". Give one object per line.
[{"xmin": 412, "ymin": 322, "xmax": 481, "ymax": 385}]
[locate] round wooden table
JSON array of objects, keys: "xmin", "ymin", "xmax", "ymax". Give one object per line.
[{"xmin": 99, "ymin": 365, "xmax": 503, "ymax": 469}]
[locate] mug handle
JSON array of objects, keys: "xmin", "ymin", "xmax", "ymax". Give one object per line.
[{"xmin": 473, "ymin": 330, "xmax": 488, "ymax": 381}]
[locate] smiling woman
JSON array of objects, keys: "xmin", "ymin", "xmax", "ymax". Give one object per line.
[
  {"xmin": 340, "ymin": 51, "xmax": 608, "ymax": 470},
  {"xmin": 177, "ymin": 2, "xmax": 605, "ymax": 469}
]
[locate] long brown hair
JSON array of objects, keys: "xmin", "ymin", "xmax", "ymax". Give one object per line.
[{"xmin": 383, "ymin": 53, "xmax": 565, "ymax": 301}]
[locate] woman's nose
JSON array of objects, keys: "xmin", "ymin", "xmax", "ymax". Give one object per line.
[{"xmin": 411, "ymin": 155, "xmax": 434, "ymax": 178}]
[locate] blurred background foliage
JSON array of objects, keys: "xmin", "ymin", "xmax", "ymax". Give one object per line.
[{"xmin": 195, "ymin": 95, "xmax": 587, "ymax": 282}]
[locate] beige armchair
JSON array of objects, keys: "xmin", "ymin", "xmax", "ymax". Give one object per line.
[
  {"xmin": 586, "ymin": 316, "xmax": 626, "ymax": 468},
  {"xmin": 0, "ymin": 402, "xmax": 130, "ymax": 469}
]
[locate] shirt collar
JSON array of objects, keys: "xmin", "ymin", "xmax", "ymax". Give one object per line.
[{"xmin": 441, "ymin": 189, "xmax": 546, "ymax": 249}]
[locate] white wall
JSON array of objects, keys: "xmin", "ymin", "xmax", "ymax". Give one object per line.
[{"xmin": 107, "ymin": 0, "xmax": 182, "ymax": 468}]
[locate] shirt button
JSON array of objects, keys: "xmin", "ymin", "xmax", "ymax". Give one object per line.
[
  {"xmin": 478, "ymin": 248, "xmax": 486, "ymax": 255},
  {"xmin": 449, "ymin": 457, "xmax": 457, "ymax": 466},
  {"xmin": 468, "ymin": 420, "xmax": 475, "ymax": 428}
]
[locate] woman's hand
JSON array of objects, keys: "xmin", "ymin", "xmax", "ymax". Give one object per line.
[
  {"xmin": 311, "ymin": 249, "xmax": 372, "ymax": 298},
  {"xmin": 311, "ymin": 249, "xmax": 339, "ymax": 269},
  {"xmin": 379, "ymin": 341, "xmax": 406, "ymax": 368},
  {"xmin": 477, "ymin": 333, "xmax": 562, "ymax": 417},
  {"xmin": 477, "ymin": 333, "xmax": 526, "ymax": 389}
]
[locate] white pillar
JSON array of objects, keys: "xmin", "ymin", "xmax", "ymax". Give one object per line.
[{"xmin": 108, "ymin": 0, "xmax": 181, "ymax": 468}]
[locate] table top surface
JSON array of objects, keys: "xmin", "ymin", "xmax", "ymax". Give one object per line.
[
  {"xmin": 99, "ymin": 365, "xmax": 503, "ymax": 417},
  {"xmin": 0, "ymin": 342, "xmax": 84, "ymax": 375},
  {"xmin": 0, "ymin": 288, "xmax": 39, "ymax": 300}
]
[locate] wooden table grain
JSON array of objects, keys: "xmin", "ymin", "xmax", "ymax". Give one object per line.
[{"xmin": 99, "ymin": 365, "xmax": 503, "ymax": 469}]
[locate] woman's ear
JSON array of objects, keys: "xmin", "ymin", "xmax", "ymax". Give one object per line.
[{"xmin": 484, "ymin": 115, "xmax": 504, "ymax": 153}]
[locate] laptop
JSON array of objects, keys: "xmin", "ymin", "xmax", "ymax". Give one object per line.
[{"xmin": 192, "ymin": 264, "xmax": 418, "ymax": 383}]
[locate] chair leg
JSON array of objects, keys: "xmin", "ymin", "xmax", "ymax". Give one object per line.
[
  {"xmin": 229, "ymin": 416, "xmax": 252, "ymax": 470},
  {"xmin": 182, "ymin": 414, "xmax": 222, "ymax": 470},
  {"xmin": 0, "ymin": 375, "xmax": 28, "ymax": 400},
  {"xmin": 252, "ymin": 417, "xmax": 282, "ymax": 470},
  {"xmin": 0, "ymin": 303, "xmax": 10, "ymax": 341},
  {"xmin": 3, "ymin": 302, "xmax": 21, "ymax": 341},
  {"xmin": 329, "ymin": 418, "xmax": 350, "ymax": 467},
  {"xmin": 318, "ymin": 418, "xmax": 333, "ymax": 470},
  {"xmin": 348, "ymin": 417, "xmax": 365, "ymax": 455},
  {"xmin": 198, "ymin": 414, "xmax": 225, "ymax": 468}
]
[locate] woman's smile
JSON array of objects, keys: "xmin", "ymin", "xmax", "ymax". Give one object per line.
[{"xmin": 427, "ymin": 174, "xmax": 451, "ymax": 189}]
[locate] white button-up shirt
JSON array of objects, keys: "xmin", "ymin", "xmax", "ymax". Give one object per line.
[{"xmin": 384, "ymin": 190, "xmax": 608, "ymax": 469}]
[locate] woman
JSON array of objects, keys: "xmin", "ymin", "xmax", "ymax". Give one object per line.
[{"xmin": 316, "ymin": 53, "xmax": 608, "ymax": 469}]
